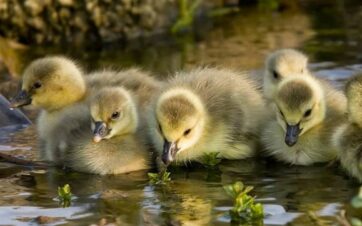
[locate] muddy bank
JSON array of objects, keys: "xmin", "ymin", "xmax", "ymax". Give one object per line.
[
  {"xmin": 0, "ymin": 0, "xmax": 228, "ymax": 44},
  {"xmin": 0, "ymin": 0, "xmax": 178, "ymax": 44}
]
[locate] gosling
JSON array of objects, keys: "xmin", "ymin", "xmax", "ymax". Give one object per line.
[
  {"xmin": 87, "ymin": 68, "xmax": 163, "ymax": 109},
  {"xmin": 147, "ymin": 68, "xmax": 267, "ymax": 165},
  {"xmin": 262, "ymin": 75, "xmax": 347, "ymax": 165},
  {"xmin": 263, "ymin": 49, "xmax": 309, "ymax": 100},
  {"xmin": 65, "ymin": 87, "xmax": 150, "ymax": 175},
  {"xmin": 332, "ymin": 74, "xmax": 362, "ymax": 182},
  {"xmin": 10, "ymin": 56, "xmax": 160, "ymax": 163}
]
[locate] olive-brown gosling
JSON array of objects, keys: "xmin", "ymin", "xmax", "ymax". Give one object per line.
[
  {"xmin": 10, "ymin": 56, "xmax": 161, "ymax": 163},
  {"xmin": 87, "ymin": 68, "xmax": 163, "ymax": 109},
  {"xmin": 332, "ymin": 74, "xmax": 362, "ymax": 182},
  {"xmin": 65, "ymin": 87, "xmax": 150, "ymax": 175},
  {"xmin": 263, "ymin": 49, "xmax": 309, "ymax": 100},
  {"xmin": 262, "ymin": 75, "xmax": 347, "ymax": 165},
  {"xmin": 147, "ymin": 68, "xmax": 267, "ymax": 165}
]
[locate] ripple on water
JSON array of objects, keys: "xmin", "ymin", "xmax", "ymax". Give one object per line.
[{"xmin": 0, "ymin": 1, "xmax": 361, "ymax": 225}]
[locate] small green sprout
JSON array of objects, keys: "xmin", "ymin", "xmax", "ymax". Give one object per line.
[
  {"xmin": 351, "ymin": 218, "xmax": 362, "ymax": 226},
  {"xmin": 352, "ymin": 187, "xmax": 362, "ymax": 209},
  {"xmin": 350, "ymin": 187, "xmax": 362, "ymax": 226},
  {"xmin": 224, "ymin": 181, "xmax": 264, "ymax": 224},
  {"xmin": 337, "ymin": 187, "xmax": 362, "ymax": 226},
  {"xmin": 148, "ymin": 170, "xmax": 171, "ymax": 185},
  {"xmin": 201, "ymin": 152, "xmax": 221, "ymax": 168},
  {"xmin": 57, "ymin": 184, "xmax": 72, "ymax": 207}
]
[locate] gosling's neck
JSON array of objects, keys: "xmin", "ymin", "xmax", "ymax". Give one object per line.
[
  {"xmin": 46, "ymin": 79, "xmax": 87, "ymax": 113},
  {"xmin": 307, "ymin": 79, "xmax": 327, "ymax": 130}
]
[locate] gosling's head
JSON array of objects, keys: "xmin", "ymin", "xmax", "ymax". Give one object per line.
[
  {"xmin": 11, "ymin": 56, "xmax": 85, "ymax": 111},
  {"xmin": 345, "ymin": 74, "xmax": 362, "ymax": 127},
  {"xmin": 155, "ymin": 88, "xmax": 206, "ymax": 165},
  {"xmin": 90, "ymin": 87, "xmax": 138, "ymax": 143},
  {"xmin": 274, "ymin": 76, "xmax": 325, "ymax": 147},
  {"xmin": 264, "ymin": 49, "xmax": 309, "ymax": 99}
]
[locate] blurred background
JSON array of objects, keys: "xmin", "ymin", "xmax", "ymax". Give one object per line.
[{"xmin": 0, "ymin": 0, "xmax": 361, "ymax": 99}]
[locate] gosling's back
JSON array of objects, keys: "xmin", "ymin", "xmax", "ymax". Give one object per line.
[
  {"xmin": 332, "ymin": 74, "xmax": 362, "ymax": 182},
  {"xmin": 86, "ymin": 68, "xmax": 163, "ymax": 108},
  {"xmin": 150, "ymin": 67, "xmax": 268, "ymax": 161},
  {"xmin": 168, "ymin": 68, "xmax": 267, "ymax": 135},
  {"xmin": 66, "ymin": 132, "xmax": 150, "ymax": 175}
]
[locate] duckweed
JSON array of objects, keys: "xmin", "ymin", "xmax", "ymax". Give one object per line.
[
  {"xmin": 351, "ymin": 187, "xmax": 362, "ymax": 226},
  {"xmin": 224, "ymin": 181, "xmax": 264, "ymax": 224},
  {"xmin": 57, "ymin": 184, "xmax": 72, "ymax": 208},
  {"xmin": 201, "ymin": 152, "xmax": 221, "ymax": 168},
  {"xmin": 352, "ymin": 187, "xmax": 362, "ymax": 208},
  {"xmin": 148, "ymin": 170, "xmax": 171, "ymax": 185}
]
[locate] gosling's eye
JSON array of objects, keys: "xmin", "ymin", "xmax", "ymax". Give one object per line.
[
  {"xmin": 184, "ymin": 129, "xmax": 192, "ymax": 136},
  {"xmin": 158, "ymin": 123, "xmax": 163, "ymax": 133},
  {"xmin": 304, "ymin": 109, "xmax": 312, "ymax": 117},
  {"xmin": 111, "ymin": 111, "xmax": 120, "ymax": 119},
  {"xmin": 272, "ymin": 70, "xmax": 279, "ymax": 79},
  {"xmin": 33, "ymin": 81, "xmax": 42, "ymax": 89},
  {"xmin": 301, "ymin": 69, "xmax": 304, "ymax": 73}
]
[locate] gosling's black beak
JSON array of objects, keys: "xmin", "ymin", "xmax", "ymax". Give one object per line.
[
  {"xmin": 285, "ymin": 123, "xmax": 301, "ymax": 147},
  {"xmin": 162, "ymin": 140, "xmax": 179, "ymax": 165},
  {"xmin": 10, "ymin": 90, "xmax": 32, "ymax": 108},
  {"xmin": 93, "ymin": 121, "xmax": 109, "ymax": 143}
]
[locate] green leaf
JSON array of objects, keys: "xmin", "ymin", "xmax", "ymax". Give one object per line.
[
  {"xmin": 251, "ymin": 203, "xmax": 264, "ymax": 219},
  {"xmin": 223, "ymin": 185, "xmax": 235, "ymax": 198},
  {"xmin": 244, "ymin": 186, "xmax": 254, "ymax": 194},
  {"xmin": 224, "ymin": 181, "xmax": 264, "ymax": 223},
  {"xmin": 148, "ymin": 171, "xmax": 171, "ymax": 185},
  {"xmin": 351, "ymin": 187, "xmax": 362, "ymax": 209},
  {"xmin": 351, "ymin": 218, "xmax": 362, "ymax": 226},
  {"xmin": 233, "ymin": 181, "xmax": 244, "ymax": 195},
  {"xmin": 223, "ymin": 181, "xmax": 244, "ymax": 199},
  {"xmin": 201, "ymin": 152, "xmax": 222, "ymax": 168},
  {"xmin": 352, "ymin": 196, "xmax": 362, "ymax": 209},
  {"xmin": 57, "ymin": 184, "xmax": 72, "ymax": 208}
]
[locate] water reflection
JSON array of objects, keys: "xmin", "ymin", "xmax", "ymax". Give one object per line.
[
  {"xmin": 0, "ymin": 0, "xmax": 361, "ymax": 225},
  {"xmin": 0, "ymin": 156, "xmax": 358, "ymax": 225}
]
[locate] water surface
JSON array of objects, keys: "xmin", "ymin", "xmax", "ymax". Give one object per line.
[{"xmin": 0, "ymin": 1, "xmax": 361, "ymax": 225}]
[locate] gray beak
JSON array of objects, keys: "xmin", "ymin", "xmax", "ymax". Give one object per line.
[
  {"xmin": 285, "ymin": 123, "xmax": 301, "ymax": 147},
  {"xmin": 162, "ymin": 140, "xmax": 179, "ymax": 165},
  {"xmin": 10, "ymin": 90, "xmax": 32, "ymax": 108},
  {"xmin": 93, "ymin": 121, "xmax": 109, "ymax": 143}
]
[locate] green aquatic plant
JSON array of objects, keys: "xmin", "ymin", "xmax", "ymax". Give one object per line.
[
  {"xmin": 201, "ymin": 152, "xmax": 221, "ymax": 168},
  {"xmin": 350, "ymin": 187, "xmax": 362, "ymax": 226},
  {"xmin": 224, "ymin": 181, "xmax": 264, "ymax": 224},
  {"xmin": 171, "ymin": 0, "xmax": 202, "ymax": 33},
  {"xmin": 351, "ymin": 218, "xmax": 362, "ymax": 226},
  {"xmin": 352, "ymin": 187, "xmax": 362, "ymax": 209},
  {"xmin": 148, "ymin": 170, "xmax": 171, "ymax": 185},
  {"xmin": 258, "ymin": 0, "xmax": 280, "ymax": 11},
  {"xmin": 335, "ymin": 187, "xmax": 362, "ymax": 226},
  {"xmin": 57, "ymin": 184, "xmax": 72, "ymax": 207}
]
